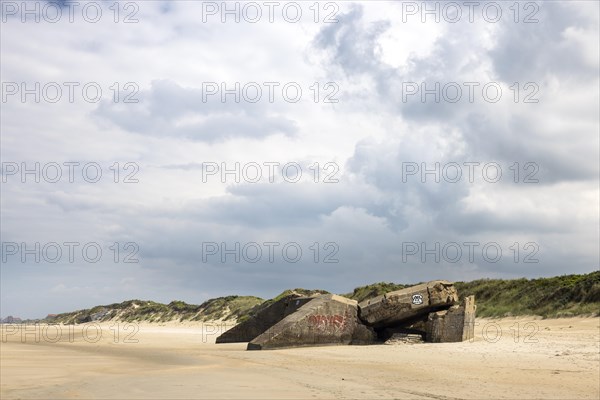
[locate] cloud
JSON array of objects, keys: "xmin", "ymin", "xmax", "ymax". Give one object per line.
[
  {"xmin": 93, "ymin": 79, "xmax": 299, "ymax": 142},
  {"xmin": 313, "ymin": 3, "xmax": 599, "ymax": 184},
  {"xmin": 489, "ymin": 1, "xmax": 599, "ymax": 82},
  {"xmin": 1, "ymin": 1, "xmax": 598, "ymax": 319}
]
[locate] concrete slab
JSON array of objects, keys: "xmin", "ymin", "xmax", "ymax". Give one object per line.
[
  {"xmin": 216, "ymin": 293, "xmax": 314, "ymax": 344},
  {"xmin": 248, "ymin": 294, "xmax": 376, "ymax": 350},
  {"xmin": 425, "ymin": 295, "xmax": 476, "ymax": 342},
  {"xmin": 358, "ymin": 280, "xmax": 458, "ymax": 328}
]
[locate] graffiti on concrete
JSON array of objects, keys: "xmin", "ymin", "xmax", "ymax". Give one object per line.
[{"xmin": 308, "ymin": 312, "xmax": 350, "ymax": 332}]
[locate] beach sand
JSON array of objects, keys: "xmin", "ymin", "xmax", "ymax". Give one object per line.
[{"xmin": 1, "ymin": 317, "xmax": 598, "ymax": 399}]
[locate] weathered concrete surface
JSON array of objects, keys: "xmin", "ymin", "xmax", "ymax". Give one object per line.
[
  {"xmin": 425, "ymin": 295, "xmax": 476, "ymax": 342},
  {"xmin": 216, "ymin": 294, "xmax": 314, "ymax": 344},
  {"xmin": 358, "ymin": 281, "xmax": 458, "ymax": 328},
  {"xmin": 351, "ymin": 323, "xmax": 378, "ymax": 345},
  {"xmin": 248, "ymin": 294, "xmax": 376, "ymax": 350}
]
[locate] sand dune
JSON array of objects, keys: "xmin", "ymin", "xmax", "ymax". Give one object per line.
[{"xmin": 1, "ymin": 317, "xmax": 598, "ymax": 399}]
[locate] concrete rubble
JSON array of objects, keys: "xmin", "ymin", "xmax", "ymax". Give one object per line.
[
  {"xmin": 215, "ymin": 280, "xmax": 476, "ymax": 350},
  {"xmin": 216, "ymin": 292, "xmax": 315, "ymax": 344},
  {"xmin": 358, "ymin": 280, "xmax": 458, "ymax": 327},
  {"xmin": 384, "ymin": 333, "xmax": 424, "ymax": 345},
  {"xmin": 247, "ymin": 294, "xmax": 376, "ymax": 350},
  {"xmin": 425, "ymin": 295, "xmax": 476, "ymax": 342}
]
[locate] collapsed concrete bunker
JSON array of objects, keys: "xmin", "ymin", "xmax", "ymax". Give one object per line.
[{"xmin": 215, "ymin": 280, "xmax": 476, "ymax": 350}]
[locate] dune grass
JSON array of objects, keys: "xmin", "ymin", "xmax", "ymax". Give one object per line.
[
  {"xmin": 342, "ymin": 272, "xmax": 599, "ymax": 318},
  {"xmin": 42, "ymin": 272, "xmax": 598, "ymax": 324}
]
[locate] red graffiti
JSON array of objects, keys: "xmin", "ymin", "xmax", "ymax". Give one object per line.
[{"xmin": 308, "ymin": 314, "xmax": 349, "ymax": 332}]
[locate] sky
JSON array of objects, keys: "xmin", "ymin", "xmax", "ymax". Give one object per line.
[{"xmin": 1, "ymin": 0, "xmax": 598, "ymax": 319}]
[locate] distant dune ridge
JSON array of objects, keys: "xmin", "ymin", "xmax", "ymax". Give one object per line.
[{"xmin": 35, "ymin": 271, "xmax": 599, "ymax": 324}]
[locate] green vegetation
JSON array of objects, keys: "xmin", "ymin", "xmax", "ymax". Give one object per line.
[
  {"xmin": 341, "ymin": 272, "xmax": 599, "ymax": 318},
  {"xmin": 195, "ymin": 296, "xmax": 264, "ymax": 322},
  {"xmin": 46, "ymin": 296, "xmax": 264, "ymax": 325},
  {"xmin": 343, "ymin": 282, "xmax": 410, "ymax": 303},
  {"xmin": 238, "ymin": 289, "xmax": 329, "ymax": 324},
  {"xmin": 271, "ymin": 288, "xmax": 329, "ymax": 303},
  {"xmin": 43, "ymin": 272, "xmax": 599, "ymax": 324},
  {"xmin": 454, "ymin": 271, "xmax": 600, "ymax": 318}
]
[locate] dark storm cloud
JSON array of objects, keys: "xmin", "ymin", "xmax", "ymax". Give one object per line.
[
  {"xmin": 312, "ymin": 2, "xmax": 599, "ymax": 185},
  {"xmin": 489, "ymin": 1, "xmax": 599, "ymax": 82}
]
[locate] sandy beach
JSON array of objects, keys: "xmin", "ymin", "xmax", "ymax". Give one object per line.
[{"xmin": 1, "ymin": 317, "xmax": 598, "ymax": 399}]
